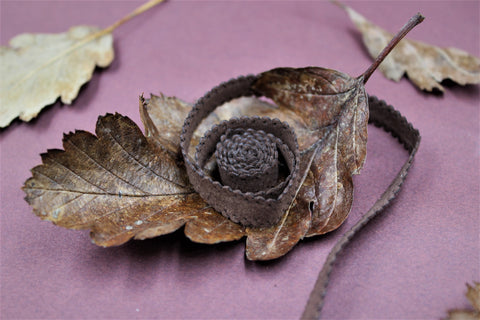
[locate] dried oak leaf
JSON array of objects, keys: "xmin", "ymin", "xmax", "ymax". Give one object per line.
[
  {"xmin": 446, "ymin": 282, "xmax": 480, "ymax": 320},
  {"xmin": 23, "ymin": 113, "xmax": 244, "ymax": 247},
  {"xmin": 336, "ymin": 1, "xmax": 480, "ymax": 92},
  {"xmin": 0, "ymin": 0, "xmax": 164, "ymax": 128}
]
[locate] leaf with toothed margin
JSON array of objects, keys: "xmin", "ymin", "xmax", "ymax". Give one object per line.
[
  {"xmin": 253, "ymin": 67, "xmax": 367, "ymax": 237},
  {"xmin": 23, "ymin": 113, "xmax": 244, "ymax": 246}
]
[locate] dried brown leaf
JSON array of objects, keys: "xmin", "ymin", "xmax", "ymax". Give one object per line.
[
  {"xmin": 337, "ymin": 2, "xmax": 480, "ymax": 92},
  {"xmin": 23, "ymin": 112, "xmax": 245, "ymax": 246},
  {"xmin": 252, "ymin": 67, "xmax": 368, "ymax": 237},
  {"xmin": 23, "ymin": 113, "xmax": 206, "ymax": 246}
]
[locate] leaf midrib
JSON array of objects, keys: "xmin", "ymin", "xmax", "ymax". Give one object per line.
[{"xmin": 24, "ymin": 187, "xmax": 194, "ymax": 198}]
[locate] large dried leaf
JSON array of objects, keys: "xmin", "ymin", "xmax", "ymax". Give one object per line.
[
  {"xmin": 252, "ymin": 67, "xmax": 368, "ymax": 237},
  {"xmin": 23, "ymin": 113, "xmax": 244, "ymax": 246},
  {"xmin": 0, "ymin": 27, "xmax": 113, "ymax": 128},
  {"xmin": 0, "ymin": 0, "xmax": 164, "ymax": 128},
  {"xmin": 337, "ymin": 2, "xmax": 480, "ymax": 91}
]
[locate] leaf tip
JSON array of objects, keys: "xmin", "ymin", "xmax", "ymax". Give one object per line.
[{"xmin": 416, "ymin": 12, "xmax": 426, "ymax": 23}]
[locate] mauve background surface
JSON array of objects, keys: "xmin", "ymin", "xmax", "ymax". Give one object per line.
[{"xmin": 0, "ymin": 1, "xmax": 479, "ymax": 319}]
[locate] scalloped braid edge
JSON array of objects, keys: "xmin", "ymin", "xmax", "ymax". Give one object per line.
[
  {"xmin": 301, "ymin": 96, "xmax": 421, "ymax": 319},
  {"xmin": 179, "ymin": 76, "xmax": 420, "ymax": 318},
  {"xmin": 180, "ymin": 76, "xmax": 302, "ymax": 227}
]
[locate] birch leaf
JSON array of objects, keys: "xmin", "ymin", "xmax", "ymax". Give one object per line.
[
  {"xmin": 0, "ymin": 0, "xmax": 164, "ymax": 128},
  {"xmin": 336, "ymin": 1, "xmax": 480, "ymax": 92}
]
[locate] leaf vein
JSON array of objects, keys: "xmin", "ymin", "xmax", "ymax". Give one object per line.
[
  {"xmin": 98, "ymin": 120, "xmax": 189, "ymax": 190},
  {"xmin": 65, "ymin": 138, "xmax": 151, "ymax": 195},
  {"xmin": 24, "ymin": 187, "xmax": 194, "ymax": 197},
  {"xmin": 46, "ymin": 155, "xmax": 109, "ymax": 193}
]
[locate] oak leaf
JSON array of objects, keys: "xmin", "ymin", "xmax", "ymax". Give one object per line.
[
  {"xmin": 0, "ymin": 0, "xmax": 164, "ymax": 128},
  {"xmin": 336, "ymin": 1, "xmax": 480, "ymax": 92}
]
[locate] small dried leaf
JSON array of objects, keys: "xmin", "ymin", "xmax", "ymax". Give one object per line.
[
  {"xmin": 337, "ymin": 2, "xmax": 480, "ymax": 91},
  {"xmin": 445, "ymin": 282, "xmax": 480, "ymax": 320},
  {"xmin": 0, "ymin": 26, "xmax": 114, "ymax": 128}
]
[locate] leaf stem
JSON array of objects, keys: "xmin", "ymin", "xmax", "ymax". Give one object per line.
[
  {"xmin": 102, "ymin": 0, "xmax": 165, "ymax": 35},
  {"xmin": 360, "ymin": 13, "xmax": 425, "ymax": 84},
  {"xmin": 67, "ymin": 0, "xmax": 165, "ymax": 59}
]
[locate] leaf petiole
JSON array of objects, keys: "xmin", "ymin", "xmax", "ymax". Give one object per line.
[
  {"xmin": 102, "ymin": 0, "xmax": 165, "ymax": 35},
  {"xmin": 360, "ymin": 12, "xmax": 425, "ymax": 84}
]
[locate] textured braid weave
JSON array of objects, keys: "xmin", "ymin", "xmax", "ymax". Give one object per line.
[
  {"xmin": 180, "ymin": 76, "xmax": 301, "ymax": 227},
  {"xmin": 180, "ymin": 76, "xmax": 420, "ymax": 318}
]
